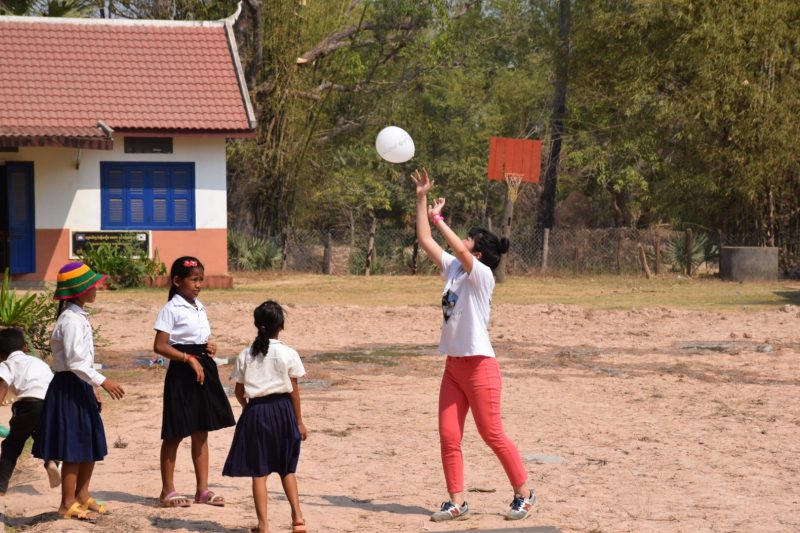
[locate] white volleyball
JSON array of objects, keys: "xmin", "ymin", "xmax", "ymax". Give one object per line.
[{"xmin": 375, "ymin": 126, "xmax": 415, "ymax": 163}]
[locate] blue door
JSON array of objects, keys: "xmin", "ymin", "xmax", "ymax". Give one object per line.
[{"xmin": 5, "ymin": 162, "xmax": 36, "ymax": 274}]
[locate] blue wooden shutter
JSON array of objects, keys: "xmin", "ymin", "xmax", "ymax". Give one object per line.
[
  {"xmin": 101, "ymin": 163, "xmax": 195, "ymax": 230},
  {"xmin": 6, "ymin": 162, "xmax": 36, "ymax": 274}
]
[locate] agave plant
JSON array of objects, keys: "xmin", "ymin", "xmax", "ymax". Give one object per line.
[{"xmin": 0, "ymin": 268, "xmax": 57, "ymax": 357}]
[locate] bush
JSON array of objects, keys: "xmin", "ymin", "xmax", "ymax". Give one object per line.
[
  {"xmin": 228, "ymin": 231, "xmax": 282, "ymax": 271},
  {"xmin": 0, "ymin": 268, "xmax": 57, "ymax": 357},
  {"xmin": 663, "ymin": 231, "xmax": 718, "ymax": 274},
  {"xmin": 78, "ymin": 244, "xmax": 167, "ymax": 288}
]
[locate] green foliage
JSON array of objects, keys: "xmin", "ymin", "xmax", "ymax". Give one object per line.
[
  {"xmin": 0, "ymin": 268, "xmax": 57, "ymax": 357},
  {"xmin": 662, "ymin": 232, "xmax": 718, "ymax": 274},
  {"xmin": 228, "ymin": 231, "xmax": 282, "ymax": 271},
  {"xmin": 348, "ymin": 248, "xmax": 388, "ymax": 275},
  {"xmin": 78, "ymin": 244, "xmax": 166, "ymax": 288}
]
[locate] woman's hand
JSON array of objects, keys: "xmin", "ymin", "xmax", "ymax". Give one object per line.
[
  {"xmin": 101, "ymin": 378, "xmax": 125, "ymax": 400},
  {"xmin": 188, "ymin": 357, "xmax": 205, "ymax": 385},
  {"xmin": 428, "ymin": 197, "xmax": 446, "ymax": 219},
  {"xmin": 298, "ymin": 421, "xmax": 308, "ymax": 441},
  {"xmin": 206, "ymin": 339, "xmax": 217, "ymax": 356},
  {"xmin": 411, "ymin": 167, "xmax": 433, "ymax": 196}
]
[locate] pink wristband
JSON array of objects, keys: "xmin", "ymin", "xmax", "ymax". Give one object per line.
[{"xmin": 431, "ymin": 214, "xmax": 444, "ymax": 225}]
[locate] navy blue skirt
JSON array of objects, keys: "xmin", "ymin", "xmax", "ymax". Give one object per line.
[
  {"xmin": 162, "ymin": 344, "xmax": 235, "ymax": 440},
  {"xmin": 32, "ymin": 371, "xmax": 107, "ymax": 462},
  {"xmin": 222, "ymin": 393, "xmax": 301, "ymax": 478}
]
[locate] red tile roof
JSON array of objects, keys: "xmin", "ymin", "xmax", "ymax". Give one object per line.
[{"xmin": 0, "ymin": 15, "xmax": 255, "ymax": 145}]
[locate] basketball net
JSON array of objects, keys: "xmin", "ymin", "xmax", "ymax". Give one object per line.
[{"xmin": 504, "ymin": 173, "xmax": 524, "ymax": 203}]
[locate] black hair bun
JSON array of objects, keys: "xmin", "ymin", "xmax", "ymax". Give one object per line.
[{"xmin": 499, "ymin": 238, "xmax": 510, "ymax": 254}]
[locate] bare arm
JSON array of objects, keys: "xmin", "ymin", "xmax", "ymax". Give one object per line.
[
  {"xmin": 412, "ymin": 168, "xmax": 475, "ymax": 273},
  {"xmin": 234, "ymin": 382, "xmax": 247, "ymax": 409},
  {"xmin": 411, "ymin": 168, "xmax": 444, "ymax": 269},
  {"xmin": 290, "ymin": 377, "xmax": 308, "ymax": 440},
  {"xmin": 0, "ymin": 380, "xmax": 8, "ymax": 406},
  {"xmin": 430, "ymin": 209, "xmax": 475, "ymax": 273}
]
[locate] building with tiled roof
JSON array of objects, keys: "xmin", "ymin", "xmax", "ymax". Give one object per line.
[{"xmin": 0, "ymin": 9, "xmax": 255, "ymax": 283}]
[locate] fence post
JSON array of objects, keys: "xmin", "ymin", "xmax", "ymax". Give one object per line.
[
  {"xmin": 654, "ymin": 233, "xmax": 661, "ymax": 275},
  {"xmin": 411, "ymin": 240, "xmax": 419, "ymax": 275},
  {"xmin": 322, "ymin": 231, "xmax": 333, "ymax": 275},
  {"xmin": 637, "ymin": 243, "xmax": 652, "ymax": 279},
  {"xmin": 615, "ymin": 229, "xmax": 623, "ymax": 275},
  {"xmin": 280, "ymin": 223, "xmax": 289, "ymax": 272},
  {"xmin": 685, "ymin": 228, "xmax": 693, "ymax": 276},
  {"xmin": 364, "ymin": 215, "xmax": 377, "ymax": 276},
  {"xmin": 541, "ymin": 227, "xmax": 550, "ymax": 273}
]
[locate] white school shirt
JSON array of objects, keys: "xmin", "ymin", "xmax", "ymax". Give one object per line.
[
  {"xmin": 438, "ymin": 251, "xmax": 496, "ymax": 357},
  {"xmin": 0, "ymin": 351, "xmax": 53, "ymax": 400},
  {"xmin": 153, "ymin": 294, "xmax": 211, "ymax": 344},
  {"xmin": 231, "ymin": 340, "xmax": 306, "ymax": 399},
  {"xmin": 51, "ymin": 303, "xmax": 106, "ymax": 387}
]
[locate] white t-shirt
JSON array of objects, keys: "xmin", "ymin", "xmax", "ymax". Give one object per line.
[
  {"xmin": 438, "ymin": 251, "xmax": 496, "ymax": 357},
  {"xmin": 51, "ymin": 303, "xmax": 106, "ymax": 386},
  {"xmin": 0, "ymin": 351, "xmax": 53, "ymax": 400},
  {"xmin": 231, "ymin": 340, "xmax": 306, "ymax": 399},
  {"xmin": 153, "ymin": 294, "xmax": 211, "ymax": 344}
]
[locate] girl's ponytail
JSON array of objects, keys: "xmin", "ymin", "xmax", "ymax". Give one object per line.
[{"xmin": 251, "ymin": 326, "xmax": 272, "ymax": 358}]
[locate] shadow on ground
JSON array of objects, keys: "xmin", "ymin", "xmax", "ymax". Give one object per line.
[
  {"xmin": 148, "ymin": 516, "xmax": 244, "ymax": 532},
  {"xmin": 438, "ymin": 526, "xmax": 561, "ymax": 533},
  {"xmin": 320, "ymin": 494, "xmax": 430, "ymax": 516}
]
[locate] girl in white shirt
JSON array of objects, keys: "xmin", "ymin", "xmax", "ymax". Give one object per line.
[
  {"xmin": 153, "ymin": 256, "xmax": 235, "ymax": 509},
  {"xmin": 410, "ymin": 168, "xmax": 535, "ymax": 523},
  {"xmin": 32, "ymin": 261, "xmax": 125, "ymax": 522},
  {"xmin": 223, "ymin": 300, "xmax": 308, "ymax": 533}
]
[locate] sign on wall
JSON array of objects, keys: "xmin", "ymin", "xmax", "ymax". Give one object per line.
[{"xmin": 70, "ymin": 231, "xmax": 150, "ymax": 259}]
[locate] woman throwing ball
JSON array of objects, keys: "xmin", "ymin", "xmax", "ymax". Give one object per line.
[{"xmin": 410, "ymin": 168, "xmax": 535, "ymax": 523}]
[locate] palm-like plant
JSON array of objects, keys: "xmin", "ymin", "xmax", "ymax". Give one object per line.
[{"xmin": 0, "ymin": 268, "xmax": 57, "ymax": 357}]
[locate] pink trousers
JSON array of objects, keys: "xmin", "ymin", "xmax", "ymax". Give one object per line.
[{"xmin": 438, "ymin": 355, "xmax": 528, "ymax": 494}]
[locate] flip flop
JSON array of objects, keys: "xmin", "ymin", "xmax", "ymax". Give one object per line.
[
  {"xmin": 195, "ymin": 489, "xmax": 225, "ymax": 506},
  {"xmin": 160, "ymin": 491, "xmax": 193, "ymax": 508},
  {"xmin": 81, "ymin": 497, "xmax": 110, "ymax": 515},
  {"xmin": 60, "ymin": 501, "xmax": 97, "ymax": 522},
  {"xmin": 292, "ymin": 519, "xmax": 309, "ymax": 533}
]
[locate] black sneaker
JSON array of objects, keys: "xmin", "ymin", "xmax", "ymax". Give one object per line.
[
  {"xmin": 430, "ymin": 500, "xmax": 470, "ymax": 522},
  {"xmin": 505, "ymin": 489, "xmax": 536, "ymax": 520}
]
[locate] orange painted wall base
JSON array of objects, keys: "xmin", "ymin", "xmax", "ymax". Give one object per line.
[{"xmin": 12, "ymin": 228, "xmax": 230, "ymax": 283}]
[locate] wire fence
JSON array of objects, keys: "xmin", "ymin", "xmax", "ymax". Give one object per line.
[{"xmin": 229, "ymin": 224, "xmax": 800, "ymax": 277}]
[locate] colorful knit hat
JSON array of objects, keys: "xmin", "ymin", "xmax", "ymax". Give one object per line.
[{"xmin": 54, "ymin": 262, "xmax": 106, "ymax": 301}]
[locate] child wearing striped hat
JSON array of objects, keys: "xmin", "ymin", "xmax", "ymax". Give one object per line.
[{"xmin": 32, "ymin": 262, "xmax": 125, "ymax": 522}]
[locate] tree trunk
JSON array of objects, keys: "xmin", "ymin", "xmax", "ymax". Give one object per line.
[
  {"xmin": 685, "ymin": 228, "xmax": 693, "ymax": 276},
  {"xmin": 496, "ymin": 186, "xmax": 516, "ymax": 283},
  {"xmin": 538, "ymin": 0, "xmax": 570, "ymax": 232},
  {"xmin": 411, "ymin": 240, "xmax": 419, "ymax": 275},
  {"xmin": 322, "ymin": 230, "xmax": 333, "ymax": 275}
]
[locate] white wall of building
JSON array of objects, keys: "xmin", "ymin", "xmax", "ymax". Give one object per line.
[{"xmin": 2, "ymin": 136, "xmax": 227, "ymax": 230}]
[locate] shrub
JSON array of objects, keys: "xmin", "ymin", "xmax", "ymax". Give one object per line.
[
  {"xmin": 0, "ymin": 268, "xmax": 57, "ymax": 357},
  {"xmin": 663, "ymin": 231, "xmax": 718, "ymax": 274},
  {"xmin": 228, "ymin": 231, "xmax": 282, "ymax": 271},
  {"xmin": 78, "ymin": 244, "xmax": 167, "ymax": 288}
]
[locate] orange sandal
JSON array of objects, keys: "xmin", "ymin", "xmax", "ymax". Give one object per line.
[{"xmin": 292, "ymin": 519, "xmax": 308, "ymax": 533}]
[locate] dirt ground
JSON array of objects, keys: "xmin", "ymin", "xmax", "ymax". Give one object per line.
[{"xmin": 2, "ymin": 290, "xmax": 799, "ymax": 532}]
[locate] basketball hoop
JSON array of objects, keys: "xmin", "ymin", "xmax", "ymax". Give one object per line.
[{"xmin": 504, "ymin": 173, "xmax": 524, "ymax": 203}]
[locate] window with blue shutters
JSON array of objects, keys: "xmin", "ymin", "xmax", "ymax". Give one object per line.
[{"xmin": 101, "ymin": 163, "xmax": 195, "ymax": 230}]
